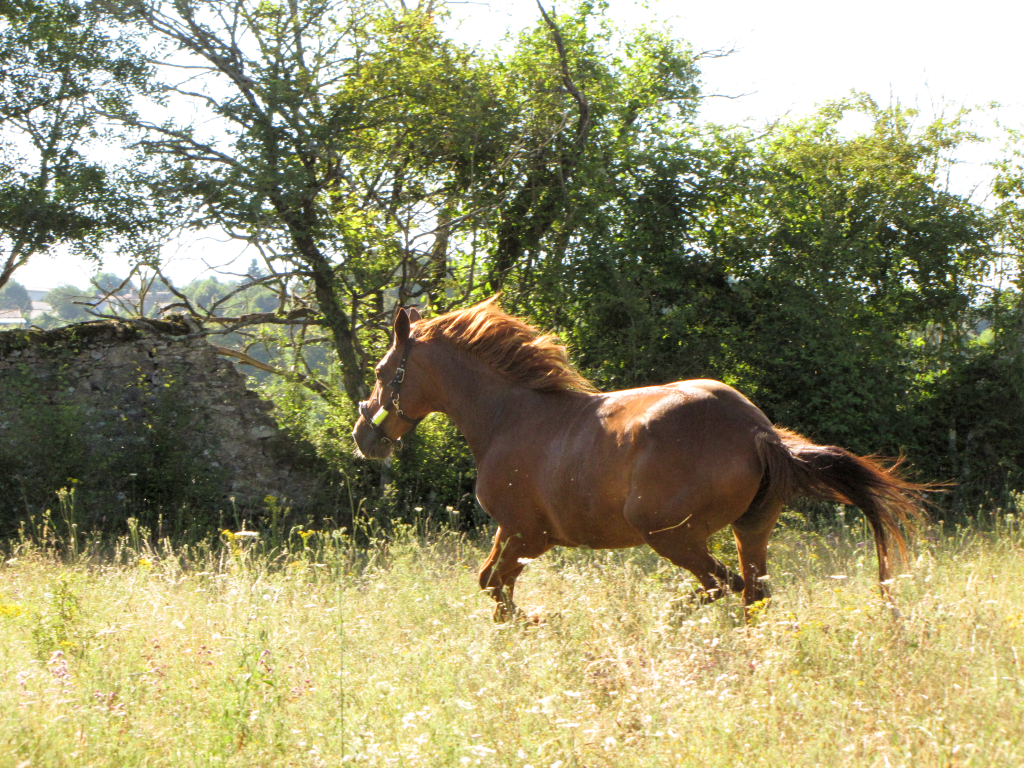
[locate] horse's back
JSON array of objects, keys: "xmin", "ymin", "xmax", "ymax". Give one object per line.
[
  {"xmin": 600, "ymin": 378, "xmax": 773, "ymax": 440},
  {"xmin": 583, "ymin": 378, "xmax": 772, "ymax": 485}
]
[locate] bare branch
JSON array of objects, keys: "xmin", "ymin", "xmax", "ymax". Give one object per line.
[
  {"xmin": 211, "ymin": 343, "xmax": 336, "ymax": 400},
  {"xmin": 697, "ymin": 45, "xmax": 739, "ymax": 60},
  {"xmin": 202, "ymin": 307, "xmax": 320, "ymax": 332},
  {"xmin": 536, "ymin": 1, "xmax": 591, "ymax": 151}
]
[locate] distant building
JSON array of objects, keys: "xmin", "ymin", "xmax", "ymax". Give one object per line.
[
  {"xmin": 93, "ymin": 289, "xmax": 175, "ymax": 317},
  {"xmin": 27, "ymin": 300, "xmax": 52, "ymax": 319},
  {"xmin": 0, "ymin": 309, "xmax": 25, "ymax": 328}
]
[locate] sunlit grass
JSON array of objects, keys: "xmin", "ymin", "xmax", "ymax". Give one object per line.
[{"xmin": 1, "ymin": 505, "xmax": 1023, "ymax": 766}]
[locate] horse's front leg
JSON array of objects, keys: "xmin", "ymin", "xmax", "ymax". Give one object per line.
[{"xmin": 478, "ymin": 527, "xmax": 551, "ymax": 622}]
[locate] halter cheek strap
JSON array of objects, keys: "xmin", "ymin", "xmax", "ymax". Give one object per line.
[{"xmin": 360, "ymin": 337, "xmax": 424, "ymax": 450}]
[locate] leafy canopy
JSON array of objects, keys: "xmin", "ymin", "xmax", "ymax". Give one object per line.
[{"xmin": 0, "ymin": 0, "xmax": 156, "ymax": 291}]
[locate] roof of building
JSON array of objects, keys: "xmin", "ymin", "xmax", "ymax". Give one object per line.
[{"xmin": 0, "ymin": 309, "xmax": 26, "ymax": 325}]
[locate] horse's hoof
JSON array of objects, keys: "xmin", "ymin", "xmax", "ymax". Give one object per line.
[
  {"xmin": 743, "ymin": 597, "xmax": 772, "ymax": 623},
  {"xmin": 492, "ymin": 602, "xmax": 520, "ymax": 623}
]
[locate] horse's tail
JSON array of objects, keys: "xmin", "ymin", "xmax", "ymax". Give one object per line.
[{"xmin": 754, "ymin": 427, "xmax": 931, "ymax": 584}]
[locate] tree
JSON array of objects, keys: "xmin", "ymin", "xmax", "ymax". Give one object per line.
[
  {"xmin": 103, "ymin": 0, "xmax": 487, "ymax": 402},
  {"xmin": 703, "ymin": 97, "xmax": 993, "ymax": 450},
  {"xmin": 483, "ymin": 11, "xmax": 701, "ymax": 299},
  {"xmin": 104, "ymin": 0, "xmax": 702, "ymax": 406},
  {"xmin": 44, "ymin": 283, "xmax": 90, "ymax": 320},
  {"xmin": 913, "ymin": 127, "xmax": 1024, "ymax": 498},
  {"xmin": 0, "ymin": 0, "xmax": 156, "ymax": 292},
  {"xmin": 184, "ymin": 276, "xmax": 231, "ymax": 309},
  {"xmin": 91, "ymin": 272, "xmax": 132, "ymax": 294},
  {"xmin": 519, "ymin": 95, "xmax": 997, "ymax": 456},
  {"xmin": 0, "ymin": 278, "xmax": 29, "ymax": 311},
  {"xmin": 991, "ymin": 125, "xmax": 1024, "ymax": 349}
]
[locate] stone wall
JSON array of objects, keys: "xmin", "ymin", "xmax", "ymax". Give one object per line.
[{"xmin": 0, "ymin": 318, "xmax": 331, "ymax": 534}]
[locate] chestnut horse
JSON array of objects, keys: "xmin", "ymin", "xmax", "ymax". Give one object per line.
[{"xmin": 352, "ymin": 298, "xmax": 927, "ymax": 619}]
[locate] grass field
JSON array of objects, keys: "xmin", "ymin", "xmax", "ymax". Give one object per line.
[{"xmin": 1, "ymin": 505, "xmax": 1023, "ymax": 767}]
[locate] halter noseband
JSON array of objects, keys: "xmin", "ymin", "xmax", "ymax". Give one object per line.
[{"xmin": 359, "ymin": 337, "xmax": 424, "ymax": 450}]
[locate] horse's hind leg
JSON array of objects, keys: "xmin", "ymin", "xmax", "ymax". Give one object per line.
[
  {"xmin": 625, "ymin": 461, "xmax": 755, "ymax": 603},
  {"xmin": 732, "ymin": 497, "xmax": 784, "ymax": 611},
  {"xmin": 642, "ymin": 529, "xmax": 744, "ymax": 602},
  {"xmin": 478, "ymin": 527, "xmax": 552, "ymax": 621}
]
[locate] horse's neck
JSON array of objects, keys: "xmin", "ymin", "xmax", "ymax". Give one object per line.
[{"xmin": 421, "ymin": 342, "xmax": 527, "ymax": 462}]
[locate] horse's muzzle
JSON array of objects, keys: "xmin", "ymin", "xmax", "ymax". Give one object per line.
[{"xmin": 351, "ymin": 417, "xmax": 394, "ymax": 461}]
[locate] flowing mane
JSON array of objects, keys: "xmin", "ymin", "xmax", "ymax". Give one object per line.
[{"xmin": 412, "ymin": 297, "xmax": 598, "ymax": 393}]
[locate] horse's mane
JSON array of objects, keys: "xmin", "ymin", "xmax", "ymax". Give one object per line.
[{"xmin": 412, "ymin": 297, "xmax": 598, "ymax": 394}]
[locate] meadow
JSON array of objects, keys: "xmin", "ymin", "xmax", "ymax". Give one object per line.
[{"xmin": 1, "ymin": 503, "xmax": 1022, "ymax": 767}]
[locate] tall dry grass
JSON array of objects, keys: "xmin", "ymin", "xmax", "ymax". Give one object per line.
[{"xmin": 1, "ymin": 504, "xmax": 1022, "ymax": 767}]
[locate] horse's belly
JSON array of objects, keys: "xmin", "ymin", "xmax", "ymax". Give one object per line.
[
  {"xmin": 557, "ymin": 506, "xmax": 646, "ymax": 549},
  {"xmin": 541, "ymin": 468, "xmax": 645, "ymax": 549}
]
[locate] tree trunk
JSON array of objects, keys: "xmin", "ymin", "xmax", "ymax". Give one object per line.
[{"xmin": 302, "ymin": 243, "xmax": 367, "ymax": 405}]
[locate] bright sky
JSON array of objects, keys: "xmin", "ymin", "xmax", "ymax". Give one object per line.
[{"xmin": 17, "ymin": 0, "xmax": 1023, "ymax": 293}]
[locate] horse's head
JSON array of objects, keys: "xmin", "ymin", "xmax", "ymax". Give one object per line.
[{"xmin": 352, "ymin": 305, "xmax": 427, "ymax": 460}]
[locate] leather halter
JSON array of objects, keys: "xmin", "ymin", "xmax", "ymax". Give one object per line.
[{"xmin": 358, "ymin": 337, "xmax": 423, "ymax": 450}]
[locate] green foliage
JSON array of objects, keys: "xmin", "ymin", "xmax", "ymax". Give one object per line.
[
  {"xmin": 480, "ymin": 5, "xmax": 702, "ymax": 294},
  {"xmin": 178, "ymin": 275, "xmax": 279, "ymax": 316},
  {"xmin": 111, "ymin": 0, "xmax": 487, "ymax": 400},
  {"xmin": 99, "ymin": 0, "xmax": 708, "ymax": 405},
  {"xmin": 992, "ymin": 126, "xmax": 1024, "ymax": 273},
  {"xmin": 259, "ymin": 368, "xmax": 478, "ymax": 530},
  {"xmin": 386, "ymin": 414, "xmax": 479, "ymax": 528},
  {"xmin": 183, "ymin": 276, "xmax": 231, "ymax": 309},
  {"xmin": 30, "ymin": 576, "xmax": 88, "ymax": 661},
  {"xmin": 91, "ymin": 271, "xmax": 132, "ymax": 294},
  {"xmin": 913, "ymin": 290, "xmax": 1024, "ymax": 505}
]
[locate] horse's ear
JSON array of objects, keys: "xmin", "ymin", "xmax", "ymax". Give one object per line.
[
  {"xmin": 393, "ymin": 306, "xmax": 410, "ymax": 344},
  {"xmin": 408, "ymin": 307, "xmax": 422, "ymax": 323}
]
